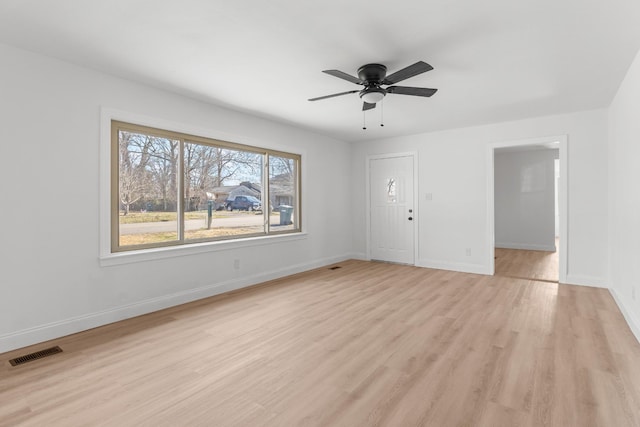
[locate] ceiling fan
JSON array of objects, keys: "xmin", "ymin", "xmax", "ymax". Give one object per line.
[{"xmin": 309, "ymin": 61, "xmax": 437, "ymax": 111}]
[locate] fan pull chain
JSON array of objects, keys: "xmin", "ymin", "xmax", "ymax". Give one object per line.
[
  {"xmin": 380, "ymin": 99, "xmax": 384, "ymax": 127},
  {"xmin": 362, "ymin": 111, "xmax": 367, "ymax": 130}
]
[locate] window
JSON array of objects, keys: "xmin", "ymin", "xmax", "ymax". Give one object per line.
[{"xmin": 111, "ymin": 121, "xmax": 301, "ymax": 252}]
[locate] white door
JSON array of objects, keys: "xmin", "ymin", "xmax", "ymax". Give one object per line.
[{"xmin": 369, "ymin": 155, "xmax": 415, "ymax": 264}]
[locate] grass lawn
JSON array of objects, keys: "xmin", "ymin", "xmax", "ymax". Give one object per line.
[
  {"xmin": 119, "ymin": 210, "xmax": 257, "ymax": 224},
  {"xmin": 119, "ymin": 226, "xmax": 263, "ymax": 246}
]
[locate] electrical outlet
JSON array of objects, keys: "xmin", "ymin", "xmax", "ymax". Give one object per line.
[
  {"xmin": 234, "ymin": 259, "xmax": 240, "ymax": 270},
  {"xmin": 632, "ymin": 286, "xmax": 636, "ymax": 301},
  {"xmin": 425, "ymin": 193, "xmax": 433, "ymax": 201},
  {"xmin": 465, "ymin": 248, "xmax": 471, "ymax": 256}
]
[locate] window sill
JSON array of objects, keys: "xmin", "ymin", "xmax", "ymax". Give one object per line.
[{"xmin": 100, "ymin": 232, "xmax": 308, "ymax": 267}]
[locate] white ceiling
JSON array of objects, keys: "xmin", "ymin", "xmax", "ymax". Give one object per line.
[{"xmin": 1, "ymin": 0, "xmax": 639, "ymax": 142}]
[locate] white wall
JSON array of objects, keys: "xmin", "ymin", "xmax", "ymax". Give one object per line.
[
  {"xmin": 494, "ymin": 149, "xmax": 558, "ymax": 251},
  {"xmin": 608, "ymin": 47, "xmax": 640, "ymax": 341},
  {"xmin": 0, "ymin": 43, "xmax": 354, "ymax": 352},
  {"xmin": 351, "ymin": 109, "xmax": 608, "ymax": 284}
]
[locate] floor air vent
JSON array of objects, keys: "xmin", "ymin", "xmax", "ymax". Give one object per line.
[
  {"xmin": 329, "ymin": 266, "xmax": 342, "ymax": 270},
  {"xmin": 9, "ymin": 346, "xmax": 63, "ymax": 366}
]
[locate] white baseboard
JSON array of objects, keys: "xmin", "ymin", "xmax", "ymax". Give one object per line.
[
  {"xmin": 563, "ymin": 274, "xmax": 607, "ymax": 288},
  {"xmin": 416, "ymin": 259, "xmax": 491, "ymax": 275},
  {"xmin": 609, "ymin": 288, "xmax": 640, "ymax": 344},
  {"xmin": 0, "ymin": 253, "xmax": 355, "ymax": 354},
  {"xmin": 495, "ymin": 242, "xmax": 556, "ymax": 251}
]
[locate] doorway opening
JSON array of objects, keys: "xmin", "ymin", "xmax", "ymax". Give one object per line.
[{"xmin": 487, "ymin": 136, "xmax": 567, "ymax": 283}]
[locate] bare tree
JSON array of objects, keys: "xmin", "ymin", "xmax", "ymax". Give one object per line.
[
  {"xmin": 120, "ymin": 132, "xmax": 265, "ymax": 214},
  {"xmin": 149, "ymin": 140, "xmax": 179, "ymax": 211},
  {"xmin": 269, "ymin": 155, "xmax": 294, "ymax": 178},
  {"xmin": 184, "ymin": 144, "xmax": 261, "ymax": 211},
  {"xmin": 119, "ymin": 131, "xmax": 181, "ymax": 214},
  {"xmin": 211, "ymin": 148, "xmax": 260, "ymax": 187},
  {"xmin": 119, "ymin": 132, "xmax": 154, "ymax": 215}
]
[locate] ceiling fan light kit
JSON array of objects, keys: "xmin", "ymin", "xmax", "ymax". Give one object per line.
[
  {"xmin": 309, "ymin": 61, "xmax": 438, "ymax": 128},
  {"xmin": 360, "ymin": 88, "xmax": 385, "ymax": 104}
]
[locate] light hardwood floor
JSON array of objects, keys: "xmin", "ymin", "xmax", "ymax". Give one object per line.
[
  {"xmin": 1, "ymin": 259, "xmax": 639, "ymax": 426},
  {"xmin": 495, "ymin": 241, "xmax": 559, "ymax": 283}
]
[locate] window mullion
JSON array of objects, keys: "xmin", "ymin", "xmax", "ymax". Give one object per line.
[
  {"xmin": 178, "ymin": 139, "xmax": 185, "ymax": 242},
  {"xmin": 294, "ymin": 158, "xmax": 300, "ymax": 230},
  {"xmin": 263, "ymin": 154, "xmax": 269, "ymax": 234}
]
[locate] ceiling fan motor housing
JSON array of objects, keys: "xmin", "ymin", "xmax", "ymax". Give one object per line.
[
  {"xmin": 357, "ymin": 63, "xmax": 387, "ymax": 85},
  {"xmin": 358, "ymin": 64, "xmax": 388, "ymax": 103}
]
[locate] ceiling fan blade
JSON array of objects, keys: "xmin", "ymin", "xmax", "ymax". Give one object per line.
[
  {"xmin": 323, "ymin": 69, "xmax": 363, "ymax": 85},
  {"xmin": 386, "ymin": 86, "xmax": 438, "ymax": 97},
  {"xmin": 308, "ymin": 90, "xmax": 359, "ymax": 101},
  {"xmin": 362, "ymin": 102, "xmax": 376, "ymax": 111},
  {"xmin": 383, "ymin": 61, "xmax": 433, "ymax": 85}
]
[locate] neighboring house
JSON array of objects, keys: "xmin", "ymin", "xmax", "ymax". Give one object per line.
[
  {"xmin": 269, "ymin": 173, "xmax": 295, "ymax": 207},
  {"xmin": 208, "ymin": 182, "xmax": 262, "ymax": 208},
  {"xmin": 231, "ymin": 182, "xmax": 262, "ymax": 198},
  {"xmin": 208, "ymin": 180, "xmax": 295, "ymax": 209}
]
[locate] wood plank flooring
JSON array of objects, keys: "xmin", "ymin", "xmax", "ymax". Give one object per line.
[
  {"xmin": 1, "ymin": 259, "xmax": 639, "ymax": 426},
  {"xmin": 495, "ymin": 241, "xmax": 559, "ymax": 283}
]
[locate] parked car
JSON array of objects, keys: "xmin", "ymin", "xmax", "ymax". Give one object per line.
[{"xmin": 225, "ymin": 195, "xmax": 262, "ymax": 211}]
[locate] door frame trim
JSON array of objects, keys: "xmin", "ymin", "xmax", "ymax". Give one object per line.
[
  {"xmin": 365, "ymin": 151, "xmax": 418, "ymax": 265},
  {"xmin": 486, "ymin": 135, "xmax": 568, "ymax": 283}
]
